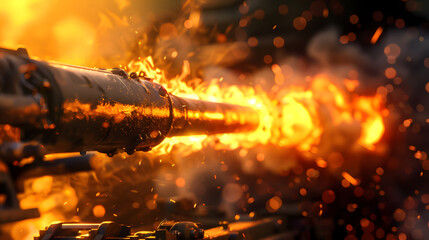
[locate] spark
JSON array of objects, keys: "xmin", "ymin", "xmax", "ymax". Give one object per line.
[
  {"xmin": 342, "ymin": 172, "xmax": 359, "ymax": 186},
  {"xmin": 371, "ymin": 27, "xmax": 383, "ymax": 44}
]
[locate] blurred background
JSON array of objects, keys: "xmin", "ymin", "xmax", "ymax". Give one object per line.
[{"xmin": 0, "ymin": 0, "xmax": 429, "ymax": 239}]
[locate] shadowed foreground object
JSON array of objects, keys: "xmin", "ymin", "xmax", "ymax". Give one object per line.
[
  {"xmin": 0, "ymin": 48, "xmax": 259, "ymax": 155},
  {"xmin": 34, "ymin": 218, "xmax": 285, "ymax": 240}
]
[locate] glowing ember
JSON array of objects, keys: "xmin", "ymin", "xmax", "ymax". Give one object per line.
[
  {"xmin": 342, "ymin": 171, "xmax": 359, "ymax": 186},
  {"xmin": 370, "ymin": 27, "xmax": 384, "ymax": 44},
  {"xmin": 93, "ymin": 205, "xmax": 106, "ymax": 218}
]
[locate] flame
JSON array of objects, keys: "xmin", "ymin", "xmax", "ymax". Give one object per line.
[
  {"xmin": 128, "ymin": 57, "xmax": 386, "ymax": 155},
  {"xmin": 0, "ymin": 0, "xmax": 136, "ymax": 67},
  {"xmin": 354, "ymin": 96, "xmax": 385, "ymax": 150}
]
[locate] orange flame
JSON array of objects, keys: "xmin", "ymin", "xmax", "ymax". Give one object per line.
[{"xmin": 128, "ymin": 57, "xmax": 386, "ymax": 155}]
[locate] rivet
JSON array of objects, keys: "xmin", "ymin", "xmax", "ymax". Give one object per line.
[{"xmin": 158, "ymin": 86, "xmax": 168, "ymax": 97}]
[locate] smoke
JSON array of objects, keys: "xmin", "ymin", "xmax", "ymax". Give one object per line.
[{"xmin": 143, "ymin": 14, "xmax": 429, "ymax": 239}]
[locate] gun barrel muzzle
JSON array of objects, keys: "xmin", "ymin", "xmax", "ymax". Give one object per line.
[{"xmin": 169, "ymin": 95, "xmax": 259, "ymax": 136}]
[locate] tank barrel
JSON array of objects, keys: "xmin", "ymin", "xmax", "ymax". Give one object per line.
[{"xmin": 0, "ymin": 48, "xmax": 259, "ymax": 155}]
